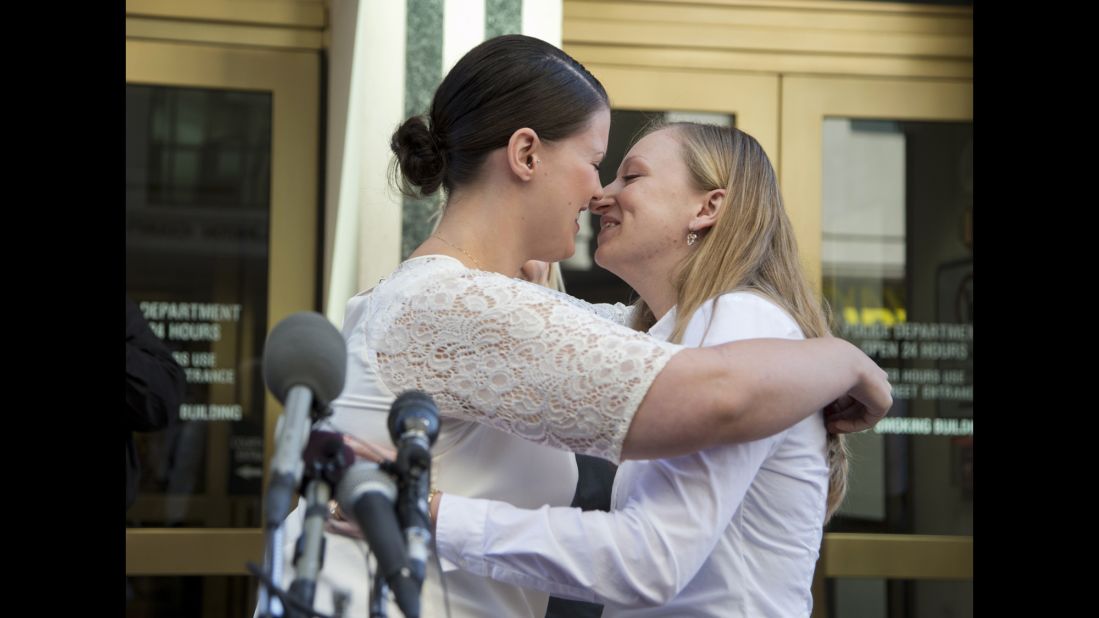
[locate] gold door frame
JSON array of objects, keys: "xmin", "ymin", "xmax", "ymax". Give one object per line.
[
  {"xmin": 126, "ymin": 39, "xmax": 319, "ymax": 575},
  {"xmin": 584, "ymin": 64, "xmax": 780, "ymax": 164},
  {"xmin": 824, "ymin": 533, "xmax": 972, "ymax": 579}
]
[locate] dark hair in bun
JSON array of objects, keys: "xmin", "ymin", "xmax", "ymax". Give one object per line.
[
  {"xmin": 391, "ymin": 115, "xmax": 446, "ymax": 197},
  {"xmin": 390, "ymin": 34, "xmax": 609, "ymax": 198}
]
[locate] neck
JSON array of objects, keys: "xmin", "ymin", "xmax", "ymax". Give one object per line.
[
  {"xmin": 409, "ymin": 185, "xmax": 527, "ymax": 277},
  {"xmin": 636, "ymin": 279, "xmax": 678, "ymax": 322},
  {"xmin": 615, "ymin": 258, "xmax": 680, "ymax": 321}
]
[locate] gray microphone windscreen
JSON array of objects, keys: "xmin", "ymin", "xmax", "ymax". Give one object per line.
[
  {"xmin": 337, "ymin": 462, "xmax": 397, "ymax": 509},
  {"xmin": 262, "ymin": 312, "xmax": 347, "ymax": 407}
]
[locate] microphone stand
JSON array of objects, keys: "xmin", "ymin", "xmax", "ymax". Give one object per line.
[
  {"xmin": 286, "ymin": 479, "xmax": 331, "ymax": 618},
  {"xmin": 261, "ymin": 386, "xmax": 316, "ymax": 618},
  {"xmin": 286, "ymin": 428, "xmax": 348, "ymax": 618},
  {"xmin": 256, "ymin": 311, "xmax": 348, "ymax": 618},
  {"xmin": 259, "ymin": 524, "xmax": 287, "ymax": 618}
]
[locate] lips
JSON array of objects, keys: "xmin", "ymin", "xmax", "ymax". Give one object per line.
[{"xmin": 597, "ymin": 216, "xmax": 620, "ymax": 242}]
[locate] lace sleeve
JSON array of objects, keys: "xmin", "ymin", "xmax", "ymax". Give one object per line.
[
  {"xmin": 572, "ymin": 298, "xmax": 635, "ymax": 327},
  {"xmin": 366, "ymin": 265, "xmax": 682, "ymax": 462},
  {"xmin": 516, "ymin": 279, "xmax": 635, "ymax": 326}
]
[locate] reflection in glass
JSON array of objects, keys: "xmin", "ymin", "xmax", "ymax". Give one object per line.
[
  {"xmin": 126, "ymin": 85, "xmax": 272, "ymax": 529},
  {"xmin": 821, "ymin": 118, "xmax": 972, "ymax": 617}
]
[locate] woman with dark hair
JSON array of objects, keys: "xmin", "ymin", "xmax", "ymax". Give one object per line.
[{"xmin": 272, "ymin": 35, "xmax": 890, "ymax": 618}]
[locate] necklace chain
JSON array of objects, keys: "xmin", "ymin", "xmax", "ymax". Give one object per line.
[{"xmin": 432, "ymin": 234, "xmax": 483, "ymax": 271}]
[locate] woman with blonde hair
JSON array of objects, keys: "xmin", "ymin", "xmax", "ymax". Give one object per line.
[{"xmin": 429, "ymin": 121, "xmax": 847, "ymax": 617}]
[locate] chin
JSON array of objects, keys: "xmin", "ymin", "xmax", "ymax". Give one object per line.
[
  {"xmin": 593, "ymin": 247, "xmax": 623, "ymax": 277},
  {"xmin": 553, "ymin": 236, "xmax": 576, "ymax": 262}
]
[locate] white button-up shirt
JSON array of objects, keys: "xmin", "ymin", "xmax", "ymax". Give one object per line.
[{"xmin": 436, "ymin": 291, "xmax": 829, "ymax": 617}]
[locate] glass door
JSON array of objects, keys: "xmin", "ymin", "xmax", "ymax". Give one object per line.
[
  {"xmin": 126, "ymin": 38, "xmax": 319, "ymax": 616},
  {"xmin": 781, "ymin": 75, "xmax": 973, "ymax": 618}
]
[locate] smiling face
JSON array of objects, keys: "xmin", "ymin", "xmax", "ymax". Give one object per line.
[
  {"xmin": 524, "ymin": 108, "xmax": 611, "ymax": 262},
  {"xmin": 592, "ymin": 127, "xmax": 711, "ymax": 285}
]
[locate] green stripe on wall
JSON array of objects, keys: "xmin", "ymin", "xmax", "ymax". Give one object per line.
[
  {"xmin": 486, "ymin": 0, "xmax": 522, "ymax": 38},
  {"xmin": 402, "ymin": 0, "xmax": 445, "ymax": 259}
]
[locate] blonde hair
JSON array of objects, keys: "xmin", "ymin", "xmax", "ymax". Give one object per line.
[
  {"xmin": 630, "ymin": 122, "xmax": 849, "ymax": 522},
  {"xmin": 546, "ymin": 263, "xmax": 566, "ymax": 293}
]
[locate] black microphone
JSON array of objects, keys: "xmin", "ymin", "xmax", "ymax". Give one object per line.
[
  {"xmin": 300, "ymin": 430, "xmax": 355, "ymax": 488},
  {"xmin": 337, "ymin": 462, "xmax": 421, "ymax": 618},
  {"xmin": 387, "ymin": 391, "xmax": 441, "ymax": 587},
  {"xmin": 262, "ymin": 312, "xmax": 348, "ymax": 527}
]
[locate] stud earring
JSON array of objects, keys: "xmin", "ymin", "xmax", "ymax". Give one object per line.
[{"xmin": 686, "ymin": 230, "xmax": 699, "ymax": 246}]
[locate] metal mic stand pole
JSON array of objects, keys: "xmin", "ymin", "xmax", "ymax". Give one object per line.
[
  {"xmin": 286, "ymin": 477, "xmax": 331, "ymax": 618},
  {"xmin": 261, "ymin": 386, "xmax": 315, "ymax": 617},
  {"xmin": 287, "ymin": 427, "xmax": 347, "ymax": 618},
  {"xmin": 258, "ymin": 524, "xmax": 287, "ymax": 617}
]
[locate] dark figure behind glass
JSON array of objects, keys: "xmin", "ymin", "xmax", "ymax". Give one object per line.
[{"xmin": 125, "ymin": 296, "xmax": 186, "ymax": 510}]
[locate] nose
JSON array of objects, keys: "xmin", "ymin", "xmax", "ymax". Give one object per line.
[
  {"xmin": 590, "ymin": 181, "xmax": 617, "ymax": 213},
  {"xmin": 591, "ymin": 179, "xmax": 605, "ymax": 202},
  {"xmin": 590, "ymin": 194, "xmax": 613, "ymax": 215}
]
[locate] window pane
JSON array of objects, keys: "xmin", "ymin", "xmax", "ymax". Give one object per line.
[
  {"xmin": 821, "ymin": 117, "xmax": 972, "ymax": 617},
  {"xmin": 126, "ymin": 85, "xmax": 273, "ymax": 529}
]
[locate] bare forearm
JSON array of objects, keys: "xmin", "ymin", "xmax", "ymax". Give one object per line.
[{"xmin": 621, "ymin": 337, "xmax": 886, "ymax": 460}]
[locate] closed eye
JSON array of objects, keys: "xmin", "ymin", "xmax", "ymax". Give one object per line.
[{"xmin": 622, "ymin": 174, "xmax": 641, "ymax": 182}]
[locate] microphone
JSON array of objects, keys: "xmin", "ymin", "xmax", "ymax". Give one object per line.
[
  {"xmin": 301, "ymin": 430, "xmax": 355, "ymax": 488},
  {"xmin": 337, "ymin": 462, "xmax": 421, "ymax": 618},
  {"xmin": 262, "ymin": 312, "xmax": 347, "ymax": 527},
  {"xmin": 387, "ymin": 391, "xmax": 441, "ymax": 587}
]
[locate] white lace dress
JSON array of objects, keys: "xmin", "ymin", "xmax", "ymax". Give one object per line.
[{"xmin": 271, "ymin": 255, "xmax": 683, "ymax": 618}]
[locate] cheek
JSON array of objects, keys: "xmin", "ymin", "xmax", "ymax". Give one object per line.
[{"xmin": 578, "ymin": 167, "xmax": 599, "ymax": 193}]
